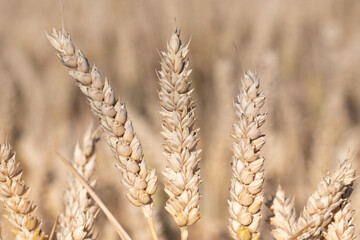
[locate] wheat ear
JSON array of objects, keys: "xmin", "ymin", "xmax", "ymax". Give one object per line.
[
  {"xmin": 57, "ymin": 153, "xmax": 132, "ymax": 240},
  {"xmin": 268, "ymin": 185, "xmax": 297, "ymax": 240},
  {"xmin": 57, "ymin": 125, "xmax": 101, "ymax": 240},
  {"xmin": 0, "ymin": 144, "xmax": 46, "ymax": 239},
  {"xmin": 228, "ymin": 71, "xmax": 266, "ymax": 240},
  {"xmin": 324, "ymin": 201, "xmax": 356, "ymax": 240},
  {"xmin": 157, "ymin": 30, "xmax": 202, "ymax": 239},
  {"xmin": 46, "ymin": 28, "xmax": 158, "ymax": 237},
  {"xmin": 295, "ymin": 159, "xmax": 356, "ymax": 239}
]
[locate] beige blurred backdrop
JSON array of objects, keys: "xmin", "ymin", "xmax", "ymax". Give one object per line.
[{"xmin": 0, "ymin": 0, "xmax": 360, "ymax": 239}]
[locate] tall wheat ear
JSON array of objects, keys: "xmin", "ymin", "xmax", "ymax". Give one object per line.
[
  {"xmin": 295, "ymin": 159, "xmax": 356, "ymax": 239},
  {"xmin": 267, "ymin": 185, "xmax": 297, "ymax": 240},
  {"xmin": 157, "ymin": 30, "xmax": 202, "ymax": 240},
  {"xmin": 46, "ymin": 27, "xmax": 159, "ymax": 239},
  {"xmin": 57, "ymin": 125, "xmax": 101, "ymax": 240},
  {"xmin": 0, "ymin": 144, "xmax": 47, "ymax": 239},
  {"xmin": 228, "ymin": 71, "xmax": 266, "ymax": 240}
]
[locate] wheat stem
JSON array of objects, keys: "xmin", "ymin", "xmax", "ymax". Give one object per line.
[
  {"xmin": 143, "ymin": 206, "xmax": 159, "ymax": 240},
  {"xmin": 57, "ymin": 152, "xmax": 132, "ymax": 240},
  {"xmin": 180, "ymin": 227, "xmax": 189, "ymax": 240},
  {"xmin": 49, "ymin": 215, "xmax": 58, "ymax": 240}
]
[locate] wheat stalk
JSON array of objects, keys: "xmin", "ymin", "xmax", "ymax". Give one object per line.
[
  {"xmin": 46, "ymin": 27, "xmax": 159, "ymax": 239},
  {"xmin": 157, "ymin": 30, "xmax": 202, "ymax": 240},
  {"xmin": 324, "ymin": 200, "xmax": 356, "ymax": 240},
  {"xmin": 0, "ymin": 143, "xmax": 46, "ymax": 240},
  {"xmin": 268, "ymin": 185, "xmax": 297, "ymax": 240},
  {"xmin": 295, "ymin": 159, "xmax": 356, "ymax": 239},
  {"xmin": 57, "ymin": 125, "xmax": 101, "ymax": 240},
  {"xmin": 0, "ymin": 68, "xmax": 16, "ymax": 141},
  {"xmin": 228, "ymin": 71, "xmax": 266, "ymax": 240}
]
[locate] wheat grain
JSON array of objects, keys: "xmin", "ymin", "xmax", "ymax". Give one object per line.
[
  {"xmin": 295, "ymin": 159, "xmax": 356, "ymax": 239},
  {"xmin": 324, "ymin": 201, "xmax": 356, "ymax": 240},
  {"xmin": 157, "ymin": 30, "xmax": 202, "ymax": 239},
  {"xmin": 0, "ymin": 143, "xmax": 46, "ymax": 240},
  {"xmin": 57, "ymin": 125, "xmax": 101, "ymax": 240},
  {"xmin": 46, "ymin": 28, "xmax": 158, "ymax": 211},
  {"xmin": 268, "ymin": 185, "xmax": 297, "ymax": 240},
  {"xmin": 228, "ymin": 71, "xmax": 266, "ymax": 240}
]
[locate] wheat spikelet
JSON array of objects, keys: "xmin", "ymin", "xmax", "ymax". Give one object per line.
[
  {"xmin": 46, "ymin": 28, "xmax": 158, "ymax": 211},
  {"xmin": 57, "ymin": 125, "xmax": 101, "ymax": 240},
  {"xmin": 228, "ymin": 71, "xmax": 266, "ymax": 240},
  {"xmin": 296, "ymin": 159, "xmax": 356, "ymax": 239},
  {"xmin": 157, "ymin": 30, "xmax": 201, "ymax": 239},
  {"xmin": 268, "ymin": 185, "xmax": 296, "ymax": 240},
  {"xmin": 324, "ymin": 201, "xmax": 356, "ymax": 240},
  {"xmin": 0, "ymin": 144, "xmax": 46, "ymax": 240}
]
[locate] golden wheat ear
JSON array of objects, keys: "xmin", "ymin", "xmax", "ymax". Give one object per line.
[
  {"xmin": 47, "ymin": 27, "xmax": 159, "ymax": 239},
  {"xmin": 295, "ymin": 159, "xmax": 356, "ymax": 239},
  {"xmin": 57, "ymin": 125, "xmax": 100, "ymax": 240},
  {"xmin": 267, "ymin": 185, "xmax": 297, "ymax": 240},
  {"xmin": 324, "ymin": 200, "xmax": 356, "ymax": 240},
  {"xmin": 228, "ymin": 71, "xmax": 266, "ymax": 240},
  {"xmin": 157, "ymin": 29, "xmax": 202, "ymax": 240},
  {"xmin": 57, "ymin": 153, "xmax": 132, "ymax": 240},
  {"xmin": 0, "ymin": 144, "xmax": 47, "ymax": 239}
]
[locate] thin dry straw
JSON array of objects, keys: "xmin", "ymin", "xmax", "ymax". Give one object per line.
[
  {"xmin": 57, "ymin": 152, "xmax": 132, "ymax": 240},
  {"xmin": 0, "ymin": 143, "xmax": 47, "ymax": 239},
  {"xmin": 49, "ymin": 215, "xmax": 59, "ymax": 240},
  {"xmin": 157, "ymin": 30, "xmax": 202, "ymax": 240},
  {"xmin": 46, "ymin": 27, "xmax": 159, "ymax": 239},
  {"xmin": 228, "ymin": 71, "xmax": 266, "ymax": 240}
]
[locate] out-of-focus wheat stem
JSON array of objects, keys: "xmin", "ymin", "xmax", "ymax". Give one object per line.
[
  {"xmin": 46, "ymin": 27, "xmax": 158, "ymax": 237},
  {"xmin": 295, "ymin": 159, "xmax": 356, "ymax": 239},
  {"xmin": 228, "ymin": 71, "xmax": 266, "ymax": 240},
  {"xmin": 57, "ymin": 153, "xmax": 132, "ymax": 240},
  {"xmin": 49, "ymin": 215, "xmax": 58, "ymax": 240},
  {"xmin": 0, "ymin": 69, "xmax": 16, "ymax": 141},
  {"xmin": 157, "ymin": 30, "xmax": 202, "ymax": 238},
  {"xmin": 0, "ymin": 144, "xmax": 47, "ymax": 240},
  {"xmin": 58, "ymin": 125, "xmax": 101, "ymax": 240},
  {"xmin": 268, "ymin": 185, "xmax": 297, "ymax": 240}
]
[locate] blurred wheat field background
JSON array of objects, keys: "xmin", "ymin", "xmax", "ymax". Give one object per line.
[{"xmin": 0, "ymin": 0, "xmax": 360, "ymax": 239}]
